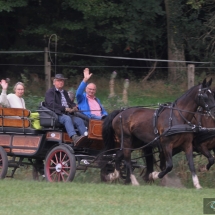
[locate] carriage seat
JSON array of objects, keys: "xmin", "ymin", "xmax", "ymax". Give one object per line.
[
  {"xmin": 73, "ymin": 111, "xmax": 89, "ymax": 127},
  {"xmin": 37, "ymin": 102, "xmax": 63, "ymax": 129},
  {"xmin": 37, "ymin": 102, "xmax": 87, "ymax": 133}
]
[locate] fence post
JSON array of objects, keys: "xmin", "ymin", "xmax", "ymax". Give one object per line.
[
  {"xmin": 122, "ymin": 79, "xmax": 129, "ymax": 105},
  {"xmin": 187, "ymin": 64, "xmax": 195, "ymax": 89},
  {"xmin": 44, "ymin": 47, "xmax": 51, "ymax": 91},
  {"xmin": 109, "ymin": 71, "xmax": 117, "ymax": 98}
]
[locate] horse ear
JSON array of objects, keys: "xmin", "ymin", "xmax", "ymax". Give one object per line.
[
  {"xmin": 207, "ymin": 78, "xmax": 212, "ymax": 87},
  {"xmin": 202, "ymin": 78, "xmax": 207, "ymax": 87}
]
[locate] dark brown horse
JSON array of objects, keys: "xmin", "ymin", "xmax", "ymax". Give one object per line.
[
  {"xmin": 192, "ymin": 98, "xmax": 215, "ymax": 172},
  {"xmin": 102, "ymin": 79, "xmax": 215, "ymax": 189}
]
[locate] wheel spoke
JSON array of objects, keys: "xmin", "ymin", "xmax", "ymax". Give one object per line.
[
  {"xmin": 62, "ymin": 169, "xmax": 69, "ymax": 176},
  {"xmin": 62, "ymin": 166, "xmax": 70, "ymax": 169},
  {"xmin": 60, "ymin": 172, "xmax": 67, "ymax": 182},
  {"xmin": 50, "ymin": 170, "xmax": 57, "ymax": 177},
  {"xmin": 58, "ymin": 172, "xmax": 61, "ymax": 181},
  {"xmin": 50, "ymin": 159, "xmax": 57, "ymax": 166},
  {"xmin": 61, "ymin": 153, "xmax": 67, "ymax": 163},
  {"xmin": 52, "ymin": 172, "xmax": 58, "ymax": 181},
  {"xmin": 54, "ymin": 153, "xmax": 59, "ymax": 164},
  {"xmin": 48, "ymin": 167, "xmax": 56, "ymax": 170}
]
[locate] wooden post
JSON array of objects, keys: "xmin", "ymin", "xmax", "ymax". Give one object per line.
[
  {"xmin": 109, "ymin": 71, "xmax": 117, "ymax": 97},
  {"xmin": 187, "ymin": 64, "xmax": 195, "ymax": 89},
  {"xmin": 44, "ymin": 47, "xmax": 51, "ymax": 91},
  {"xmin": 122, "ymin": 79, "xmax": 129, "ymax": 105}
]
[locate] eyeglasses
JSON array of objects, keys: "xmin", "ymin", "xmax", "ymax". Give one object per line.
[{"xmin": 87, "ymin": 88, "xmax": 96, "ymax": 91}]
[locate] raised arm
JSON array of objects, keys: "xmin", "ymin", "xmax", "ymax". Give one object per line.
[
  {"xmin": 76, "ymin": 68, "xmax": 92, "ymax": 103},
  {"xmin": 83, "ymin": 68, "xmax": 93, "ymax": 83},
  {"xmin": 0, "ymin": 79, "xmax": 10, "ymax": 107}
]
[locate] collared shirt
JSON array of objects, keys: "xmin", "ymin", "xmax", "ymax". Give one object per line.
[
  {"xmin": 56, "ymin": 88, "xmax": 68, "ymax": 108},
  {"xmin": 87, "ymin": 95, "xmax": 101, "ymax": 116}
]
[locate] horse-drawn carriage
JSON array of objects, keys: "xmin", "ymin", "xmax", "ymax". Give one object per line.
[
  {"xmin": 1, "ymin": 78, "xmax": 215, "ymax": 189},
  {"xmin": 0, "ymin": 105, "xmax": 142, "ymax": 182}
]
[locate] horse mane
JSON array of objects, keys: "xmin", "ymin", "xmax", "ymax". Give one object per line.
[{"xmin": 174, "ymin": 83, "xmax": 200, "ymax": 105}]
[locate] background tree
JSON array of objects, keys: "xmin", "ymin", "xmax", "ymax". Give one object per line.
[{"xmin": 0, "ymin": 0, "xmax": 214, "ymax": 83}]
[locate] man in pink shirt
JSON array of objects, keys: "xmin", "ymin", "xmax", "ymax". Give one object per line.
[{"xmin": 76, "ymin": 68, "xmax": 108, "ymax": 120}]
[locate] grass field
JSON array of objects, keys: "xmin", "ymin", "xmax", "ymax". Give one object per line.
[
  {"xmin": 0, "ymin": 179, "xmax": 214, "ymax": 215},
  {"xmin": 2, "ymin": 76, "xmax": 215, "ymax": 215}
]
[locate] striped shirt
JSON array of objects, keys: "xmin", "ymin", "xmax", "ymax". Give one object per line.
[{"xmin": 57, "ymin": 89, "xmax": 68, "ymax": 108}]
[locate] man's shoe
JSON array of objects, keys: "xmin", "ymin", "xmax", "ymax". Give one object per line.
[{"xmin": 72, "ymin": 135, "xmax": 87, "ymax": 146}]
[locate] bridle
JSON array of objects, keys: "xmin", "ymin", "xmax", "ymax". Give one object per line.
[{"xmin": 196, "ymin": 87, "xmax": 215, "ymax": 119}]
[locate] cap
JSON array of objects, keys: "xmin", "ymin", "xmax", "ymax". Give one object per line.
[{"xmin": 54, "ymin": 74, "xmax": 67, "ymax": 80}]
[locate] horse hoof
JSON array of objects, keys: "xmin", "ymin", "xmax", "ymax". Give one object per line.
[
  {"xmin": 149, "ymin": 172, "xmax": 159, "ymax": 180},
  {"xmin": 196, "ymin": 185, "xmax": 202, "ymax": 190},
  {"xmin": 198, "ymin": 165, "xmax": 207, "ymax": 172}
]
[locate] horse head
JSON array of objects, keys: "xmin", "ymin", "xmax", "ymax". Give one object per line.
[{"xmin": 195, "ymin": 78, "xmax": 215, "ymax": 119}]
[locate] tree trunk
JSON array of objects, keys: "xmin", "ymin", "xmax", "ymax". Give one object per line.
[{"xmin": 165, "ymin": 0, "xmax": 186, "ymax": 82}]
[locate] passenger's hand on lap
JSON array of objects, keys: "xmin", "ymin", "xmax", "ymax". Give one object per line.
[
  {"xmin": 71, "ymin": 107, "xmax": 78, "ymax": 112},
  {"xmin": 65, "ymin": 107, "xmax": 73, "ymax": 113},
  {"xmin": 65, "ymin": 107, "xmax": 78, "ymax": 113}
]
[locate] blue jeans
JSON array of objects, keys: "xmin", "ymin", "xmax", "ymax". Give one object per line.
[{"xmin": 58, "ymin": 114, "xmax": 87, "ymax": 138}]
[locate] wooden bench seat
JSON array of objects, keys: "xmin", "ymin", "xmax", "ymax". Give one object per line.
[{"xmin": 0, "ymin": 107, "xmax": 31, "ymax": 128}]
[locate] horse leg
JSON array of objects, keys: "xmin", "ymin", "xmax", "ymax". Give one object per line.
[
  {"xmin": 159, "ymin": 151, "xmax": 166, "ymax": 171},
  {"xmin": 184, "ymin": 143, "xmax": 202, "ymax": 189},
  {"xmin": 123, "ymin": 149, "xmax": 139, "ymax": 186},
  {"xmin": 104, "ymin": 150, "xmax": 122, "ymax": 182},
  {"xmin": 142, "ymin": 147, "xmax": 154, "ymax": 182},
  {"xmin": 149, "ymin": 143, "xmax": 173, "ymax": 180},
  {"xmin": 199, "ymin": 145, "xmax": 214, "ymax": 171}
]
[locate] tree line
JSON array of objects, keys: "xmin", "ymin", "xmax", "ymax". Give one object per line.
[{"xmin": 0, "ymin": 0, "xmax": 214, "ymax": 82}]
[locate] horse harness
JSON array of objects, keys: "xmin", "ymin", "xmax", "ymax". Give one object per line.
[
  {"xmin": 153, "ymin": 86, "xmax": 215, "ymax": 137},
  {"xmin": 117, "ymin": 86, "xmax": 215, "ymax": 150}
]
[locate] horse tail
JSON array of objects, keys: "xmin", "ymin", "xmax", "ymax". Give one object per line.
[{"xmin": 102, "ymin": 109, "xmax": 123, "ymax": 151}]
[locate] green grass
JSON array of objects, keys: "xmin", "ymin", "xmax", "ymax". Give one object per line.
[{"xmin": 0, "ymin": 179, "xmax": 213, "ymax": 215}]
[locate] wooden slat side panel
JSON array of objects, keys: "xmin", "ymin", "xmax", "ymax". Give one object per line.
[
  {"xmin": 12, "ymin": 135, "xmax": 41, "ymax": 148},
  {"xmin": 0, "ymin": 134, "xmax": 11, "ymax": 146},
  {"xmin": 0, "ymin": 118, "xmax": 30, "ymax": 127},
  {"xmin": 0, "ymin": 108, "xmax": 30, "ymax": 117}
]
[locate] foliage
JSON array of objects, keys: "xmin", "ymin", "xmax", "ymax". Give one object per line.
[
  {"xmin": 24, "ymin": 94, "xmax": 44, "ymax": 112},
  {"xmin": 0, "ymin": 0, "xmax": 27, "ymax": 12},
  {"xmin": 186, "ymin": 0, "xmax": 206, "ymax": 9},
  {"xmin": 0, "ymin": 0, "xmax": 215, "ymax": 82},
  {"xmin": 0, "ymin": 0, "xmax": 166, "ymax": 79}
]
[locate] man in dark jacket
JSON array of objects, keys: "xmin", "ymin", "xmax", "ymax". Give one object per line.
[{"xmin": 45, "ymin": 74, "xmax": 87, "ymax": 146}]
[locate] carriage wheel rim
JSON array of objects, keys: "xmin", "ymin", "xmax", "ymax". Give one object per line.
[{"xmin": 45, "ymin": 148, "xmax": 73, "ymax": 182}]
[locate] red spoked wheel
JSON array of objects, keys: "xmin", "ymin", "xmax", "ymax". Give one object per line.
[
  {"xmin": 0, "ymin": 146, "xmax": 8, "ymax": 179},
  {"xmin": 44, "ymin": 145, "xmax": 76, "ymax": 182}
]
